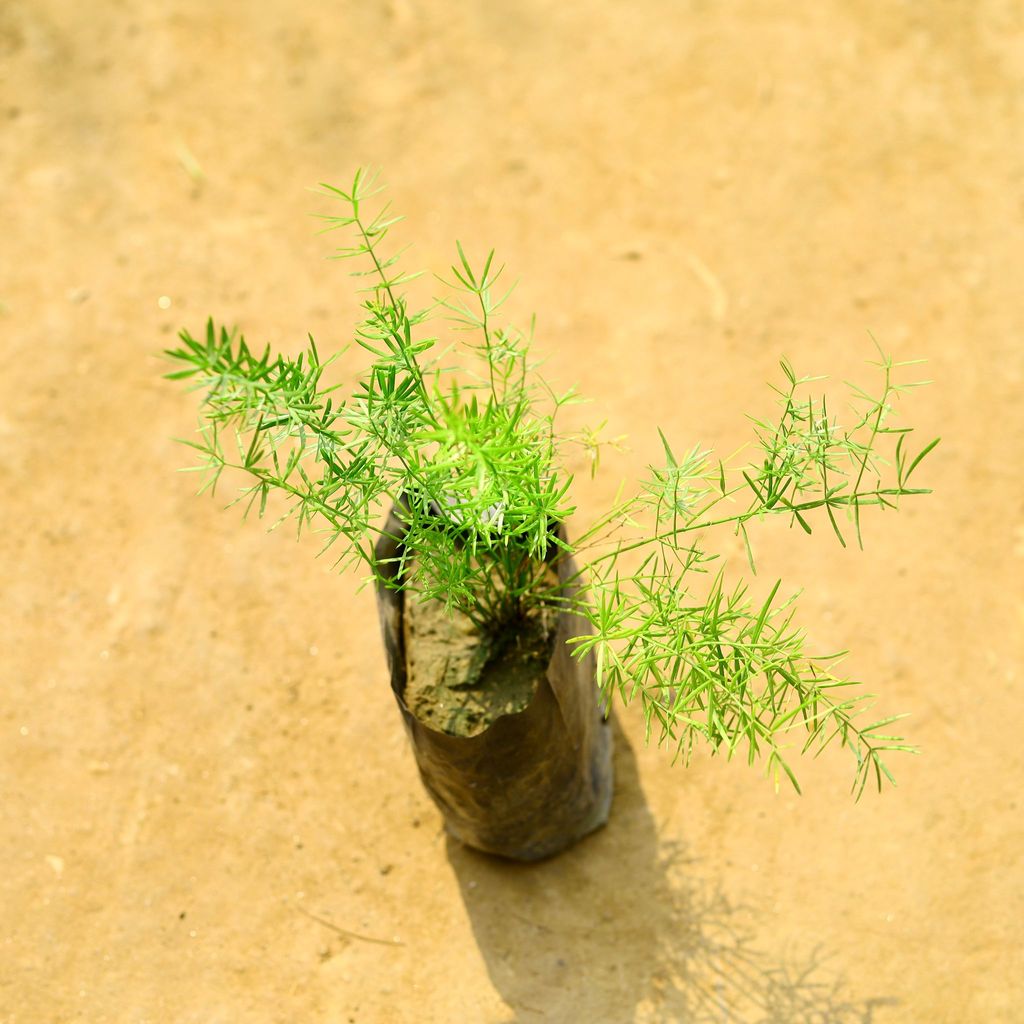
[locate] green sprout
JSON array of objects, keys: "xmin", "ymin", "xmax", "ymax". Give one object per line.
[{"xmin": 166, "ymin": 169, "xmax": 938, "ymax": 798}]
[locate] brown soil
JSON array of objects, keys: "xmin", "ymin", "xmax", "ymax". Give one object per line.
[
  {"xmin": 3, "ymin": 2, "xmax": 1023, "ymax": 1021},
  {"xmin": 403, "ymin": 590, "xmax": 553, "ymax": 737}
]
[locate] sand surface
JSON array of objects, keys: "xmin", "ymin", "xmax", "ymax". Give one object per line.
[{"xmin": 2, "ymin": 1, "xmax": 1023, "ymax": 1021}]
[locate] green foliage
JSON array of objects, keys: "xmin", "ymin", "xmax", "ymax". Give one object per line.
[{"xmin": 166, "ymin": 169, "xmax": 938, "ymax": 797}]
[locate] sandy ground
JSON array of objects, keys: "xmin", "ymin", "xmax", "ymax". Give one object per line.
[{"xmin": 2, "ymin": 1, "xmax": 1023, "ymax": 1021}]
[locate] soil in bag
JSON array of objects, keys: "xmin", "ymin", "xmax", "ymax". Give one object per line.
[{"xmin": 402, "ymin": 561, "xmax": 559, "ymax": 737}]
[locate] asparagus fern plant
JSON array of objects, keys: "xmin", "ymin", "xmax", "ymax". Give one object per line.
[{"xmin": 166, "ymin": 170, "xmax": 938, "ymax": 798}]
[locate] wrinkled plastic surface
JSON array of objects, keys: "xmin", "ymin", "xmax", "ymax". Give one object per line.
[{"xmin": 374, "ymin": 509, "xmax": 614, "ymax": 861}]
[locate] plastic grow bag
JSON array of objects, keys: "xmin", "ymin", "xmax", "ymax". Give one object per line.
[{"xmin": 373, "ymin": 508, "xmax": 614, "ymax": 861}]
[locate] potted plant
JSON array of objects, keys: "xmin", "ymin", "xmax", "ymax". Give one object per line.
[{"xmin": 166, "ymin": 170, "xmax": 938, "ymax": 861}]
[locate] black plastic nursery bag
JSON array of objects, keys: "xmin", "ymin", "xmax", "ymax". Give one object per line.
[{"xmin": 373, "ymin": 509, "xmax": 614, "ymax": 861}]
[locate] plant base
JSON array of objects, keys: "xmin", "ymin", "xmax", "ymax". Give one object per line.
[{"xmin": 374, "ymin": 511, "xmax": 614, "ymax": 861}]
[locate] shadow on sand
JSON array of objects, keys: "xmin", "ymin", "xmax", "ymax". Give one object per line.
[{"xmin": 446, "ymin": 719, "xmax": 896, "ymax": 1023}]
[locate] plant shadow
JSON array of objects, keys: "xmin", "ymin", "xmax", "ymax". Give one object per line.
[{"xmin": 446, "ymin": 719, "xmax": 896, "ymax": 1023}]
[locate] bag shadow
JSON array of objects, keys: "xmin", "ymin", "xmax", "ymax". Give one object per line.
[{"xmin": 445, "ymin": 717, "xmax": 896, "ymax": 1023}]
